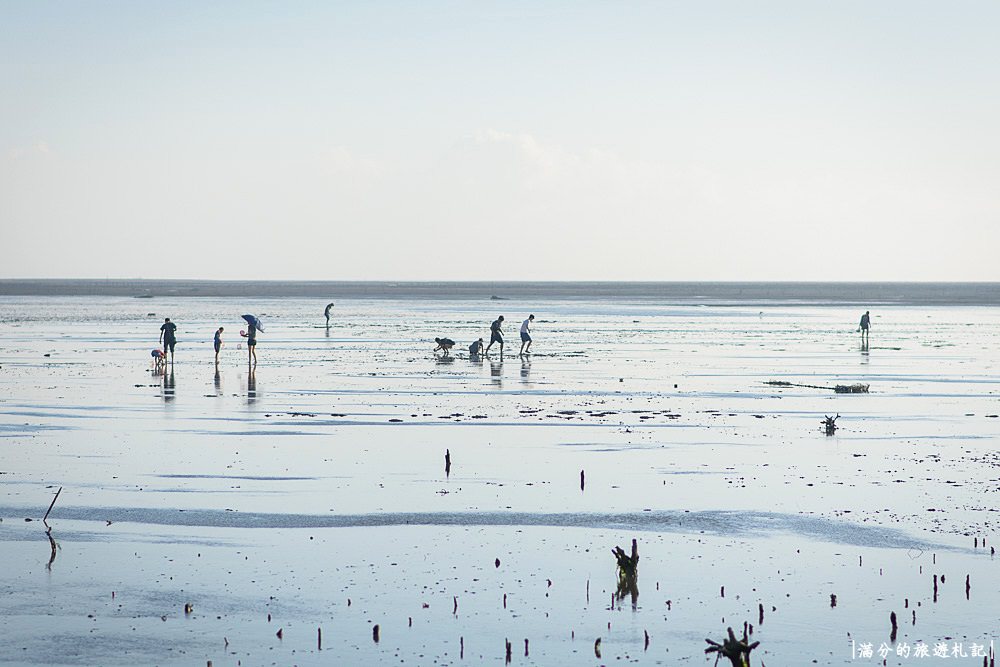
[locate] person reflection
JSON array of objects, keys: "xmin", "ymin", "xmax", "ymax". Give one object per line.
[
  {"xmin": 163, "ymin": 369, "xmax": 175, "ymax": 402},
  {"xmin": 247, "ymin": 368, "xmax": 257, "ymax": 404},
  {"xmin": 490, "ymin": 357, "xmax": 503, "ymax": 386},
  {"xmin": 214, "ymin": 367, "xmax": 222, "ymax": 396},
  {"xmin": 520, "ymin": 355, "xmax": 531, "ymax": 383}
]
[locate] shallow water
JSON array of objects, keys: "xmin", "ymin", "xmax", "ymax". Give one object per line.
[{"xmin": 1, "ymin": 296, "xmax": 999, "ymax": 665}]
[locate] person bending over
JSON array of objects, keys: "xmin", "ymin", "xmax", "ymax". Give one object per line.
[
  {"xmin": 469, "ymin": 338, "xmax": 484, "ymax": 357},
  {"xmin": 434, "ymin": 337, "xmax": 456, "ymax": 355}
]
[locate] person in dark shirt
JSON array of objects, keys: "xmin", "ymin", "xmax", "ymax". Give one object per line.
[
  {"xmin": 159, "ymin": 318, "xmax": 177, "ymax": 363},
  {"xmin": 245, "ymin": 322, "xmax": 257, "ymax": 366},
  {"xmin": 434, "ymin": 337, "xmax": 456, "ymax": 355},
  {"xmin": 485, "ymin": 315, "xmax": 504, "ymax": 355},
  {"xmin": 469, "ymin": 338, "xmax": 484, "ymax": 358},
  {"xmin": 214, "ymin": 327, "xmax": 224, "ymax": 364},
  {"xmin": 325, "ymin": 303, "xmax": 335, "ymax": 328},
  {"xmin": 859, "ymin": 311, "xmax": 871, "ymax": 343}
]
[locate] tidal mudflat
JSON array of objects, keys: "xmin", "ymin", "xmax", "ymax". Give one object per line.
[{"xmin": 1, "ymin": 295, "xmax": 998, "ymax": 665}]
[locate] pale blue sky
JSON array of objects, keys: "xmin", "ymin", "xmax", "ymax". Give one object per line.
[{"xmin": 2, "ymin": 1, "xmax": 998, "ymax": 280}]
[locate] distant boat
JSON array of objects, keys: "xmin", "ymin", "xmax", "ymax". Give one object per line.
[
  {"xmin": 490, "ymin": 295, "xmax": 507, "ymax": 300},
  {"xmin": 134, "ymin": 294, "xmax": 153, "ymax": 299}
]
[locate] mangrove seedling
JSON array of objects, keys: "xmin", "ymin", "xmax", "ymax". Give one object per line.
[{"xmin": 705, "ymin": 625, "xmax": 760, "ymax": 667}]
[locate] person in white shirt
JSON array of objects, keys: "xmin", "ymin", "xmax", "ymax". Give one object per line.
[{"xmin": 519, "ymin": 314, "xmax": 535, "ymax": 355}]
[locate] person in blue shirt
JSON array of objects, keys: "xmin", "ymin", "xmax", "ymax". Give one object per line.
[
  {"xmin": 242, "ymin": 322, "xmax": 258, "ymax": 366},
  {"xmin": 859, "ymin": 311, "xmax": 871, "ymax": 343},
  {"xmin": 214, "ymin": 327, "xmax": 224, "ymax": 364},
  {"xmin": 159, "ymin": 318, "xmax": 177, "ymax": 363},
  {"xmin": 434, "ymin": 337, "xmax": 456, "ymax": 355},
  {"xmin": 485, "ymin": 316, "xmax": 504, "ymax": 355},
  {"xmin": 469, "ymin": 338, "xmax": 484, "ymax": 358}
]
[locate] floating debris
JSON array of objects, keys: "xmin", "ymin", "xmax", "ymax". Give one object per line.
[{"xmin": 765, "ymin": 380, "xmax": 869, "ymax": 394}]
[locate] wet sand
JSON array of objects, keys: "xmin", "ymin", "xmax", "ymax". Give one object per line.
[{"xmin": 1, "ymin": 295, "xmax": 998, "ymax": 665}]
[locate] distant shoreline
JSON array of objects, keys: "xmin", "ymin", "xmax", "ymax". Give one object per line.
[{"xmin": 1, "ymin": 279, "xmax": 999, "ymax": 305}]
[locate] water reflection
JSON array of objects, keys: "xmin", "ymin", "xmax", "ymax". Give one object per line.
[
  {"xmin": 490, "ymin": 358, "xmax": 503, "ymax": 386},
  {"xmin": 214, "ymin": 367, "xmax": 222, "ymax": 396},
  {"xmin": 615, "ymin": 574, "xmax": 639, "ymax": 611},
  {"xmin": 520, "ymin": 355, "xmax": 532, "ymax": 384},
  {"xmin": 44, "ymin": 522, "xmax": 59, "ymax": 571},
  {"xmin": 162, "ymin": 369, "xmax": 175, "ymax": 402},
  {"xmin": 247, "ymin": 368, "xmax": 257, "ymax": 404}
]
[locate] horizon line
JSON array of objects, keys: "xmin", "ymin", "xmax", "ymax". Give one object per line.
[{"xmin": 4, "ymin": 278, "xmax": 1000, "ymax": 285}]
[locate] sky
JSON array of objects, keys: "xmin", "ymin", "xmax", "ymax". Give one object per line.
[{"xmin": 1, "ymin": 1, "xmax": 998, "ymax": 281}]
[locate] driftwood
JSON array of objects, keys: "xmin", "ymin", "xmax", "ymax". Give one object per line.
[
  {"xmin": 766, "ymin": 380, "xmax": 869, "ymax": 394},
  {"xmin": 43, "ymin": 487, "xmax": 62, "ymax": 523},
  {"xmin": 822, "ymin": 415, "xmax": 839, "ymax": 435},
  {"xmin": 42, "ymin": 487, "xmax": 63, "ymax": 571},
  {"xmin": 613, "ymin": 538, "xmax": 639, "ymax": 579},
  {"xmin": 705, "ymin": 625, "xmax": 760, "ymax": 667},
  {"xmin": 612, "ymin": 539, "xmax": 639, "ymax": 608}
]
